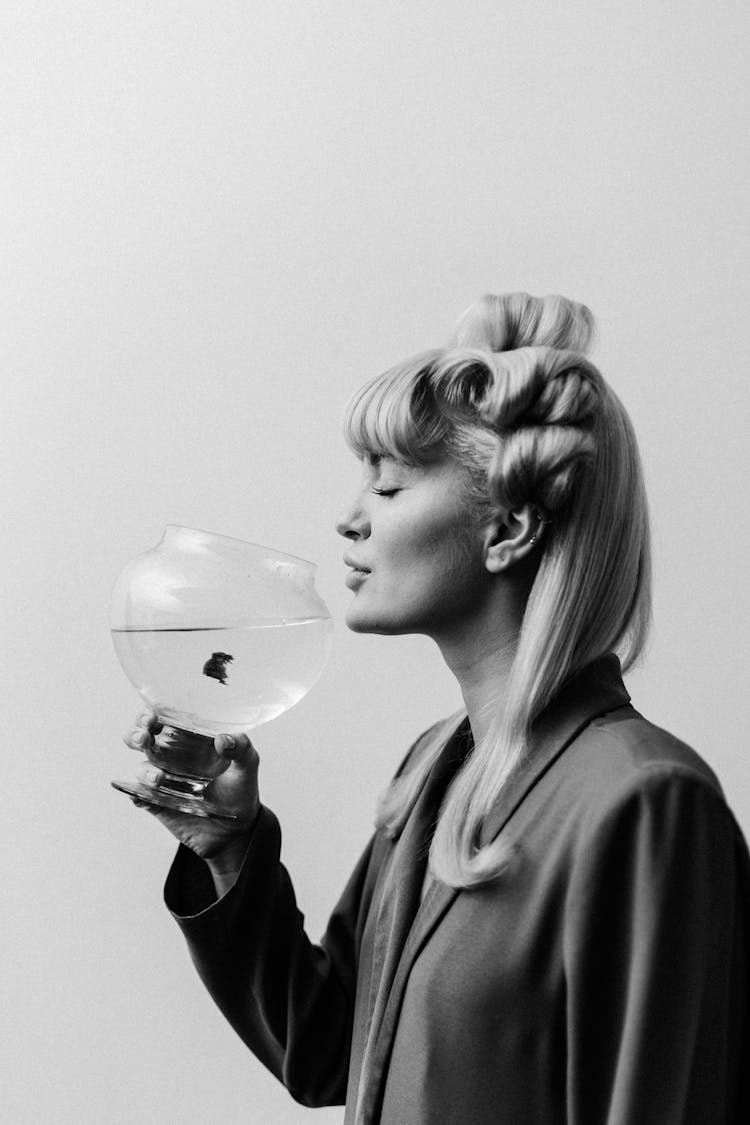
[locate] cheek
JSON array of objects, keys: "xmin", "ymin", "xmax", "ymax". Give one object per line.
[
  {"xmin": 392, "ymin": 511, "xmax": 479, "ymax": 596},
  {"xmin": 345, "ymin": 518, "xmax": 481, "ymax": 633}
]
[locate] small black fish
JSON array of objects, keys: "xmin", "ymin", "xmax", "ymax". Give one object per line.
[{"xmin": 202, "ymin": 651, "xmax": 234, "ymax": 685}]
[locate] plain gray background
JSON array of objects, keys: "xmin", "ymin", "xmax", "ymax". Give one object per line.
[{"xmin": 3, "ymin": 3, "xmax": 749, "ymax": 1122}]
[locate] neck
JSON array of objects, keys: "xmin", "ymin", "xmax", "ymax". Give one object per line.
[{"xmin": 433, "ymin": 596, "xmax": 525, "ymax": 748}]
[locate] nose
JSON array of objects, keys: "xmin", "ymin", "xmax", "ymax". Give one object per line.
[{"xmin": 336, "ymin": 492, "xmax": 370, "ymax": 541}]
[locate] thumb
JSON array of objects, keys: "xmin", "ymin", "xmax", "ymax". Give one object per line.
[{"xmin": 215, "ymin": 733, "xmax": 258, "ymax": 771}]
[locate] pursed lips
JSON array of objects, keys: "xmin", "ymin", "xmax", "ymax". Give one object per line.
[
  {"xmin": 344, "ymin": 557, "xmax": 371, "ymax": 588},
  {"xmin": 344, "ymin": 555, "xmax": 371, "ymax": 573}
]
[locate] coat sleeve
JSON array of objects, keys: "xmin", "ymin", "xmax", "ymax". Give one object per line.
[
  {"xmin": 164, "ymin": 805, "xmax": 380, "ymax": 1108},
  {"xmin": 563, "ymin": 766, "xmax": 750, "ymax": 1125}
]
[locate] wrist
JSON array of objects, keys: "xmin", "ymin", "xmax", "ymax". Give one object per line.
[
  {"xmin": 204, "ymin": 805, "xmax": 261, "ymax": 885},
  {"xmin": 206, "ymin": 831, "xmax": 251, "ymax": 872}
]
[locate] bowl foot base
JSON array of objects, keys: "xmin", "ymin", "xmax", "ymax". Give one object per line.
[{"xmin": 111, "ymin": 778, "xmax": 238, "ymax": 820}]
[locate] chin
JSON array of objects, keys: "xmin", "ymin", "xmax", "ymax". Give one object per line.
[
  {"xmin": 346, "ymin": 614, "xmax": 389, "ymax": 635},
  {"xmin": 345, "ymin": 607, "xmax": 415, "ymax": 636}
]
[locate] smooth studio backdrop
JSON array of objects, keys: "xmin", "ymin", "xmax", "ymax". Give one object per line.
[{"xmin": 3, "ymin": 3, "xmax": 749, "ymax": 1122}]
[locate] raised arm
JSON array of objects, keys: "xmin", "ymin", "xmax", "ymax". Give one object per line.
[
  {"xmin": 125, "ymin": 711, "xmax": 379, "ymax": 1108},
  {"xmin": 166, "ymin": 809, "xmax": 377, "ymax": 1106}
]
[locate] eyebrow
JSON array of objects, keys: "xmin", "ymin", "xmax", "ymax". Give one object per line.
[
  {"xmin": 365, "ymin": 452, "xmax": 417, "ymax": 468},
  {"xmin": 364, "ymin": 453, "xmax": 399, "ymax": 476},
  {"xmin": 361, "ymin": 452, "xmax": 427, "ymax": 487}
]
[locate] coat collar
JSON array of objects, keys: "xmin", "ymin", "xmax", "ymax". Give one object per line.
[
  {"xmin": 477, "ymin": 651, "xmax": 631, "ymax": 847},
  {"xmin": 354, "ymin": 653, "xmax": 631, "ymax": 1125}
]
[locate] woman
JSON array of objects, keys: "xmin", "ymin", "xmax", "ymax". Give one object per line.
[{"xmin": 127, "ymin": 292, "xmax": 750, "ymax": 1123}]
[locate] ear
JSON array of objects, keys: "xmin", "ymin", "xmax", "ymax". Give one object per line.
[{"xmin": 483, "ymin": 503, "xmax": 547, "ymax": 573}]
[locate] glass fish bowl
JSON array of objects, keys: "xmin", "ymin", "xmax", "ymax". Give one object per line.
[{"xmin": 110, "ymin": 525, "xmax": 333, "ymax": 818}]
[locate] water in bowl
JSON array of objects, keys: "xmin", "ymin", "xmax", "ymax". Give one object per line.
[{"xmin": 112, "ymin": 616, "xmax": 333, "ymax": 741}]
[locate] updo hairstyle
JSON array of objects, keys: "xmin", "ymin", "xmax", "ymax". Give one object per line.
[{"xmin": 344, "ymin": 293, "xmax": 651, "ymax": 887}]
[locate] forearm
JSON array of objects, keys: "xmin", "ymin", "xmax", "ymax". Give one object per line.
[{"xmin": 165, "ymin": 805, "xmax": 369, "ymax": 1106}]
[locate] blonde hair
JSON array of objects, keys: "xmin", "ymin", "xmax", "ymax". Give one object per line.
[{"xmin": 343, "ymin": 292, "xmax": 651, "ymax": 888}]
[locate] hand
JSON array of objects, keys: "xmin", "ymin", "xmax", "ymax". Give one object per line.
[{"xmin": 123, "ymin": 711, "xmax": 261, "ymax": 869}]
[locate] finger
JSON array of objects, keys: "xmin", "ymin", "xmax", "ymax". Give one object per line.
[
  {"xmin": 124, "ymin": 726, "xmax": 154, "ymax": 751},
  {"xmin": 136, "ymin": 763, "xmax": 165, "ymax": 788},
  {"xmin": 137, "ymin": 710, "xmax": 163, "ymax": 734}
]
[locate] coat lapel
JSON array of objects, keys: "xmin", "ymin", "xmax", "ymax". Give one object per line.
[
  {"xmin": 478, "ymin": 652, "xmax": 631, "ymax": 848},
  {"xmin": 360, "ymin": 713, "xmax": 470, "ymax": 1030},
  {"xmin": 355, "ymin": 654, "xmax": 631, "ymax": 1125},
  {"xmin": 354, "ymin": 713, "xmax": 468, "ymax": 1123}
]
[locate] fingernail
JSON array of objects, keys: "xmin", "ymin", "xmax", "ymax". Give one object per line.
[{"xmin": 131, "ymin": 731, "xmax": 145, "ymax": 746}]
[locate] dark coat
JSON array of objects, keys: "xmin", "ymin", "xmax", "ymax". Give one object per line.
[{"xmin": 165, "ymin": 655, "xmax": 750, "ymax": 1123}]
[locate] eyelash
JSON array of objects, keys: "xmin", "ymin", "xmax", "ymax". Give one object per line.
[{"xmin": 371, "ymin": 487, "xmax": 400, "ymax": 497}]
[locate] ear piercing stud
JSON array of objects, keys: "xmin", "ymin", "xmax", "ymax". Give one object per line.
[{"xmin": 529, "ymin": 513, "xmax": 550, "ymax": 548}]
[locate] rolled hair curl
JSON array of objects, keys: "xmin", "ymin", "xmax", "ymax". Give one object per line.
[{"xmin": 344, "ymin": 293, "xmax": 651, "ymax": 888}]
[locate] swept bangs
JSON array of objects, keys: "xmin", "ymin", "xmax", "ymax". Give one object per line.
[
  {"xmin": 343, "ymin": 349, "xmax": 452, "ymax": 464},
  {"xmin": 343, "ymin": 348, "xmax": 497, "ymax": 465}
]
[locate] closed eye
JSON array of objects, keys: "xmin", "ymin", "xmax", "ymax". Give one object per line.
[{"xmin": 371, "ymin": 487, "xmax": 400, "ymax": 497}]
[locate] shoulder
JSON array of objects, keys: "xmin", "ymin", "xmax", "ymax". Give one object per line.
[
  {"xmin": 560, "ymin": 704, "xmax": 741, "ymax": 843},
  {"xmin": 569, "ymin": 703, "xmax": 723, "ymax": 796},
  {"xmin": 549, "ymin": 711, "xmax": 750, "ymax": 919}
]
